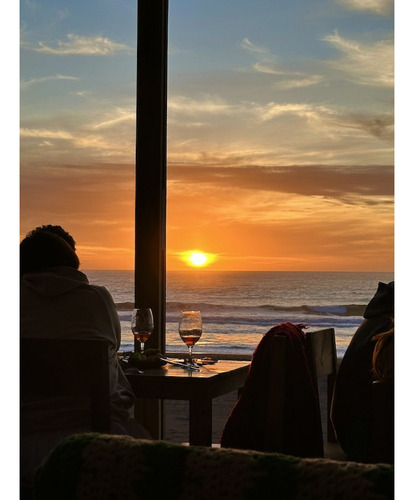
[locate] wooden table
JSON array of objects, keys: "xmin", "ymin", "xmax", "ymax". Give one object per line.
[{"xmin": 126, "ymin": 360, "xmax": 250, "ymax": 446}]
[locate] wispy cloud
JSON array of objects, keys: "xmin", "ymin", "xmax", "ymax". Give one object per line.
[
  {"xmin": 20, "ymin": 128, "xmax": 74, "ymax": 140},
  {"xmin": 341, "ymin": 113, "xmax": 394, "ymax": 141},
  {"xmin": 254, "ymin": 102, "xmax": 336, "ymax": 122},
  {"xmin": 239, "ymin": 37, "xmax": 285, "ymax": 75},
  {"xmin": 92, "ymin": 108, "xmax": 135, "ymax": 129},
  {"xmin": 322, "ymin": 30, "xmax": 393, "ymax": 87},
  {"xmin": 71, "ymin": 90, "xmax": 91, "ymax": 97},
  {"xmin": 239, "ymin": 37, "xmax": 326, "ymax": 89},
  {"xmin": 20, "ymin": 125, "xmax": 133, "ymax": 156},
  {"xmin": 169, "ymin": 95, "xmax": 334, "ymax": 124},
  {"xmin": 240, "ymin": 37, "xmax": 272, "ymax": 57},
  {"xmin": 167, "ymin": 93, "xmax": 393, "ymax": 166},
  {"xmin": 336, "ymin": 0, "xmax": 393, "ymax": 16},
  {"xmin": 25, "ymin": 33, "xmax": 133, "ymax": 55},
  {"xmin": 273, "ymin": 75, "xmax": 324, "ymax": 90},
  {"xmin": 240, "ymin": 33, "xmax": 393, "ymax": 90},
  {"xmin": 168, "ymin": 163, "xmax": 394, "ymax": 200},
  {"xmin": 168, "ymin": 95, "xmax": 238, "ymax": 115},
  {"xmin": 21, "ymin": 74, "xmax": 80, "ymax": 90}
]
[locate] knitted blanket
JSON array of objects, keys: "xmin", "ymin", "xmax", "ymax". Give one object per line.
[{"xmin": 34, "ymin": 433, "xmax": 394, "ymax": 500}]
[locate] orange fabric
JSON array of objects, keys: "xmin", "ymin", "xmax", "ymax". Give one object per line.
[{"xmin": 220, "ymin": 322, "xmax": 323, "ymax": 457}]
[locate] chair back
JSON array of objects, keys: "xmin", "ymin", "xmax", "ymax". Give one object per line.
[
  {"xmin": 221, "ymin": 323, "xmax": 323, "ymax": 457},
  {"xmin": 21, "ymin": 338, "xmax": 111, "ymax": 433},
  {"xmin": 305, "ymin": 328, "xmax": 337, "ymax": 442}
]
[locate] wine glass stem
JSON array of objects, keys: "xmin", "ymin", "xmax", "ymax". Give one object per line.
[
  {"xmin": 188, "ymin": 345, "xmax": 193, "ymax": 364},
  {"xmin": 140, "ymin": 341, "xmax": 145, "ymax": 353}
]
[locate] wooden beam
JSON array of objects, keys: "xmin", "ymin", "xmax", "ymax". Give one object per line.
[
  {"xmin": 134, "ymin": 0, "xmax": 169, "ymax": 440},
  {"xmin": 135, "ymin": 0, "xmax": 168, "ymax": 354}
]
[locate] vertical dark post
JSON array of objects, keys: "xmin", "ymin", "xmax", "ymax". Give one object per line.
[
  {"xmin": 134, "ymin": 0, "xmax": 168, "ymax": 440},
  {"xmin": 135, "ymin": 0, "xmax": 168, "ymax": 352}
]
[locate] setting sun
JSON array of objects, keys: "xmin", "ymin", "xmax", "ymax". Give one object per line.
[{"xmin": 181, "ymin": 250, "xmax": 216, "ymax": 268}]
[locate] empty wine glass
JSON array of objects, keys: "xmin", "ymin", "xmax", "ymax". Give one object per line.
[
  {"xmin": 131, "ymin": 308, "xmax": 154, "ymax": 353},
  {"xmin": 179, "ymin": 311, "xmax": 202, "ymax": 365}
]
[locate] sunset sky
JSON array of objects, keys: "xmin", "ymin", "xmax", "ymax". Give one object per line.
[{"xmin": 19, "ymin": 0, "xmax": 395, "ymax": 271}]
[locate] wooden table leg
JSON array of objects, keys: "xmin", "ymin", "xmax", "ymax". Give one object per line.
[
  {"xmin": 134, "ymin": 398, "xmax": 164, "ymax": 440},
  {"xmin": 189, "ymin": 396, "xmax": 212, "ymax": 446}
]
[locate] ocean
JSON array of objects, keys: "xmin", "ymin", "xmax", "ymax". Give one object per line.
[{"xmin": 86, "ymin": 270, "xmax": 394, "ymax": 358}]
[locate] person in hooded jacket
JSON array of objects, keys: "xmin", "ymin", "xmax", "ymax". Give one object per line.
[
  {"xmin": 331, "ymin": 281, "xmax": 394, "ymax": 463},
  {"xmin": 20, "ymin": 226, "xmax": 150, "ymax": 488}
]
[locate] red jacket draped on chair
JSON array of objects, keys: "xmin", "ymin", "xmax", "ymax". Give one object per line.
[{"xmin": 220, "ymin": 322, "xmax": 323, "ymax": 458}]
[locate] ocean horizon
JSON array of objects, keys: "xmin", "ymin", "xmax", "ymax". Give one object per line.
[{"xmin": 85, "ymin": 269, "xmax": 394, "ymax": 358}]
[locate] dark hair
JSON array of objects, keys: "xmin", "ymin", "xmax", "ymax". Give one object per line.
[
  {"xmin": 25, "ymin": 225, "xmax": 76, "ymax": 250},
  {"xmin": 20, "ymin": 230, "xmax": 80, "ymax": 275}
]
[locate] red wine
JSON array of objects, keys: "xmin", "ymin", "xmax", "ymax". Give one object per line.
[
  {"xmin": 133, "ymin": 331, "xmax": 151, "ymax": 343},
  {"xmin": 180, "ymin": 329, "xmax": 202, "ymax": 346}
]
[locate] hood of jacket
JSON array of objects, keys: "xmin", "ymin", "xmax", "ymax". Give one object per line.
[
  {"xmin": 364, "ymin": 281, "xmax": 394, "ymax": 319},
  {"xmin": 21, "ymin": 266, "xmax": 89, "ymax": 298}
]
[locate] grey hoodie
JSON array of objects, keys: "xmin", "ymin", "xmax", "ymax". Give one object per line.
[{"xmin": 21, "ymin": 266, "xmax": 135, "ymax": 416}]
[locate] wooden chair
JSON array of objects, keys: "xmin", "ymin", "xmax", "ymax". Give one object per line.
[
  {"xmin": 20, "ymin": 338, "xmax": 111, "ymax": 434},
  {"xmin": 221, "ymin": 328, "xmax": 324, "ymax": 457},
  {"xmin": 20, "ymin": 338, "xmax": 112, "ymax": 499},
  {"xmin": 305, "ymin": 328, "xmax": 347, "ymax": 460}
]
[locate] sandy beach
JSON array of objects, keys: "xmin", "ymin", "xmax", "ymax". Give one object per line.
[
  {"xmin": 163, "ymin": 378, "xmax": 329, "ymax": 445},
  {"xmin": 164, "ymin": 390, "xmax": 240, "ymax": 444}
]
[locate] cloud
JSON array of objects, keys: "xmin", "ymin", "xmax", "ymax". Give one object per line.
[
  {"xmin": 342, "ymin": 114, "xmax": 394, "ymax": 141},
  {"xmin": 21, "ymin": 74, "xmax": 80, "ymax": 90},
  {"xmin": 20, "ymin": 101, "xmax": 138, "ymax": 163},
  {"xmin": 20, "ymin": 128, "xmax": 74, "ymax": 140},
  {"xmin": 322, "ymin": 31, "xmax": 393, "ymax": 87},
  {"xmin": 254, "ymin": 102, "xmax": 335, "ymax": 122},
  {"xmin": 20, "ymin": 122, "xmax": 135, "ymax": 163},
  {"xmin": 27, "ymin": 33, "xmax": 133, "ymax": 55},
  {"xmin": 273, "ymin": 75, "xmax": 324, "ymax": 90},
  {"xmin": 336, "ymin": 0, "xmax": 393, "ymax": 16},
  {"xmin": 239, "ymin": 37, "xmax": 285, "ymax": 75},
  {"xmin": 168, "ymin": 163, "xmax": 394, "ymax": 200},
  {"xmin": 167, "ymin": 92, "xmax": 393, "ymax": 166},
  {"xmin": 166, "ymin": 162, "xmax": 393, "ymax": 272},
  {"xmin": 72, "ymin": 91, "xmax": 91, "ymax": 97},
  {"xmin": 169, "ymin": 94, "xmax": 334, "ymax": 125},
  {"xmin": 239, "ymin": 37, "xmax": 272, "ymax": 57},
  {"xmin": 239, "ymin": 33, "xmax": 393, "ymax": 91},
  {"xmin": 238, "ymin": 37, "xmax": 327, "ymax": 90},
  {"xmin": 92, "ymin": 109, "xmax": 135, "ymax": 129},
  {"xmin": 168, "ymin": 95, "xmax": 239, "ymax": 115}
]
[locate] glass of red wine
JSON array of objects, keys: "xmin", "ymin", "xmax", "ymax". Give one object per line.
[
  {"xmin": 179, "ymin": 310, "xmax": 202, "ymax": 366},
  {"xmin": 131, "ymin": 308, "xmax": 154, "ymax": 353}
]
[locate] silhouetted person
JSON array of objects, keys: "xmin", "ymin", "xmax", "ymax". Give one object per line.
[
  {"xmin": 20, "ymin": 226, "xmax": 150, "ymax": 488},
  {"xmin": 331, "ymin": 281, "xmax": 394, "ymax": 463}
]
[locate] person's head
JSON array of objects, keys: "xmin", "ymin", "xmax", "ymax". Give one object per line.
[
  {"xmin": 20, "ymin": 229, "xmax": 80, "ymax": 276},
  {"xmin": 25, "ymin": 225, "xmax": 76, "ymax": 251}
]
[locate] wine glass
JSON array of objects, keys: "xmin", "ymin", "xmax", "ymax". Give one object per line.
[
  {"xmin": 179, "ymin": 311, "xmax": 202, "ymax": 365},
  {"xmin": 131, "ymin": 308, "xmax": 154, "ymax": 353}
]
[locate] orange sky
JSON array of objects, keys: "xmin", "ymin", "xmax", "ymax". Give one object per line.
[
  {"xmin": 20, "ymin": 160, "xmax": 394, "ymax": 272},
  {"xmin": 19, "ymin": 1, "xmax": 395, "ymax": 272}
]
